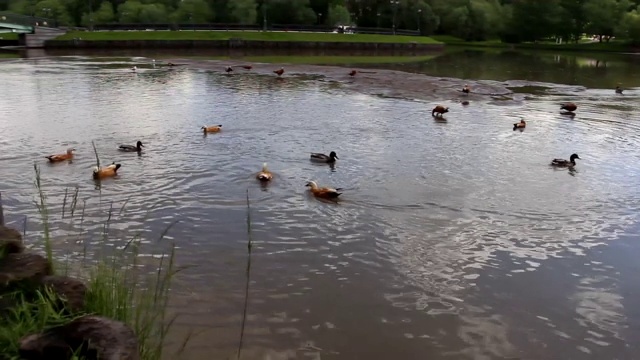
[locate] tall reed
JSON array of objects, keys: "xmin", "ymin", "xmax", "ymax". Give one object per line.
[{"xmin": 237, "ymin": 190, "xmax": 254, "ymax": 359}]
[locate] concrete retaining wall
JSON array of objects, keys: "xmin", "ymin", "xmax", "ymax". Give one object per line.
[{"xmin": 44, "ymin": 39, "xmax": 445, "ymax": 51}]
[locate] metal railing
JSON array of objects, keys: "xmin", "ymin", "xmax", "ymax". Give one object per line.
[{"xmin": 0, "ymin": 11, "xmax": 56, "ymax": 28}]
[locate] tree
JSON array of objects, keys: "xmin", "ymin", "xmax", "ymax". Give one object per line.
[
  {"xmin": 34, "ymin": 0, "xmax": 72, "ymax": 25},
  {"xmin": 417, "ymin": 3, "xmax": 440, "ymax": 35},
  {"xmin": 617, "ymin": 6, "xmax": 640, "ymax": 42},
  {"xmin": 228, "ymin": 0, "xmax": 257, "ymax": 24},
  {"xmin": 81, "ymin": 1, "xmax": 115, "ymax": 26},
  {"xmin": 117, "ymin": 0, "xmax": 143, "ymax": 22},
  {"xmin": 584, "ymin": 0, "xmax": 631, "ymax": 41},
  {"xmin": 501, "ymin": 0, "xmax": 563, "ymax": 42},
  {"xmin": 172, "ymin": 0, "xmax": 213, "ymax": 23},
  {"xmin": 326, "ymin": 3, "xmax": 350, "ymax": 25},
  {"xmin": 138, "ymin": 3, "xmax": 168, "ymax": 23}
]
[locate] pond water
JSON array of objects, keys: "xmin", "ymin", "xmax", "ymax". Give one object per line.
[{"xmin": 1, "ymin": 49, "xmax": 639, "ymax": 360}]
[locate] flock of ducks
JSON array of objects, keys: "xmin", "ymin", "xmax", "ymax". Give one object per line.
[
  {"xmin": 429, "ymin": 84, "xmax": 599, "ymax": 169},
  {"xmin": 46, "ymin": 64, "xmax": 629, "ymax": 194},
  {"xmin": 44, "ymin": 130, "xmax": 344, "ymax": 199}
]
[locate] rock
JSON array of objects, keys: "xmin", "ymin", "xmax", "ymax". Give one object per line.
[
  {"xmin": 0, "ymin": 253, "xmax": 52, "ymax": 286},
  {"xmin": 19, "ymin": 315, "xmax": 139, "ymax": 360},
  {"xmin": 0, "ymin": 225, "xmax": 24, "ymax": 256},
  {"xmin": 40, "ymin": 275, "xmax": 87, "ymax": 312}
]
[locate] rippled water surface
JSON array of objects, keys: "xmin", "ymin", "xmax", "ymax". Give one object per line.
[{"xmin": 1, "ymin": 53, "xmax": 640, "ymax": 360}]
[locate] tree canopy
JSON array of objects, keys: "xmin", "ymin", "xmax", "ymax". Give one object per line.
[{"xmin": 6, "ymin": 0, "xmax": 640, "ymax": 43}]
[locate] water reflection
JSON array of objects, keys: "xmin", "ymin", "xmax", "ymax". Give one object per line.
[{"xmin": 1, "ymin": 54, "xmax": 639, "ymax": 359}]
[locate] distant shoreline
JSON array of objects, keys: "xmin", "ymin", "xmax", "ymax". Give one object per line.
[{"xmin": 45, "ymin": 30, "xmax": 444, "ymax": 51}]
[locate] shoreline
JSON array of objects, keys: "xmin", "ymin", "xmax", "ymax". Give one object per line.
[
  {"xmin": 45, "ymin": 39, "xmax": 444, "ymax": 51},
  {"xmin": 162, "ymin": 58, "xmax": 514, "ymax": 104}
]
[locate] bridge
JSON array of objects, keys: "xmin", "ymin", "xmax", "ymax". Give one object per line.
[{"xmin": 0, "ymin": 12, "xmax": 58, "ymax": 34}]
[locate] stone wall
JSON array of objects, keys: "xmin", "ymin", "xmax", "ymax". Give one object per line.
[{"xmin": 44, "ymin": 39, "xmax": 445, "ymax": 51}]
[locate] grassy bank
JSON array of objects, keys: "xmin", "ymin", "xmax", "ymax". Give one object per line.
[
  {"xmin": 55, "ymin": 30, "xmax": 441, "ymax": 44},
  {"xmin": 0, "ymin": 52, "xmax": 19, "ymax": 59},
  {"xmin": 0, "ymin": 165, "xmax": 181, "ymax": 359},
  {"xmin": 433, "ymin": 35, "xmax": 634, "ymax": 53},
  {"xmin": 0, "ymin": 33, "xmax": 18, "ymax": 40}
]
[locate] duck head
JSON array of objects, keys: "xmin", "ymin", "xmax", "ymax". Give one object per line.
[
  {"xmin": 136, "ymin": 141, "xmax": 144, "ymax": 148},
  {"xmin": 570, "ymin": 153, "xmax": 580, "ymax": 162},
  {"xmin": 67, "ymin": 148, "xmax": 76, "ymax": 154},
  {"xmin": 329, "ymin": 151, "xmax": 339, "ymax": 160},
  {"xmin": 305, "ymin": 181, "xmax": 318, "ymax": 189},
  {"xmin": 262, "ymin": 162, "xmax": 268, "ymax": 171}
]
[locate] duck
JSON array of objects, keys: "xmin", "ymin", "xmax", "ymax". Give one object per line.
[
  {"xmin": 513, "ymin": 119, "xmax": 526, "ymax": 130},
  {"xmin": 560, "ymin": 102, "xmax": 577, "ymax": 112},
  {"xmin": 256, "ymin": 163, "xmax": 273, "ymax": 182},
  {"xmin": 615, "ymin": 85, "xmax": 624, "ymax": 94},
  {"xmin": 168, "ymin": 62, "xmax": 176, "ymax": 67},
  {"xmin": 310, "ymin": 151, "xmax": 338, "ymax": 163},
  {"xmin": 241, "ymin": 65, "xmax": 252, "ymax": 70},
  {"xmin": 131, "ymin": 66, "xmax": 137, "ymax": 72},
  {"xmin": 305, "ymin": 181, "xmax": 342, "ymax": 199},
  {"xmin": 92, "ymin": 162, "xmax": 121, "ymax": 179},
  {"xmin": 45, "ymin": 148, "xmax": 75, "ymax": 162},
  {"xmin": 118, "ymin": 140, "xmax": 144, "ymax": 152},
  {"xmin": 225, "ymin": 66, "xmax": 233, "ymax": 73},
  {"xmin": 349, "ymin": 70, "xmax": 357, "ymax": 77},
  {"xmin": 432, "ymin": 105, "xmax": 449, "ymax": 117},
  {"xmin": 274, "ymin": 68, "xmax": 284, "ymax": 77},
  {"xmin": 202, "ymin": 125, "xmax": 222, "ymax": 133},
  {"xmin": 550, "ymin": 153, "xmax": 580, "ymax": 167},
  {"xmin": 462, "ymin": 84, "xmax": 470, "ymax": 94}
]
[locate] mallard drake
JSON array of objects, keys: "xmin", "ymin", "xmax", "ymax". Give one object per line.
[
  {"xmin": 202, "ymin": 125, "xmax": 222, "ymax": 133},
  {"xmin": 310, "ymin": 151, "xmax": 338, "ymax": 163},
  {"xmin": 305, "ymin": 181, "xmax": 342, "ymax": 199},
  {"xmin": 462, "ymin": 84, "xmax": 470, "ymax": 94},
  {"xmin": 432, "ymin": 105, "xmax": 449, "ymax": 117},
  {"xmin": 560, "ymin": 103, "xmax": 577, "ymax": 112},
  {"xmin": 118, "ymin": 141, "xmax": 144, "ymax": 152},
  {"xmin": 45, "ymin": 148, "xmax": 75, "ymax": 162},
  {"xmin": 513, "ymin": 119, "xmax": 526, "ymax": 130},
  {"xmin": 92, "ymin": 162, "xmax": 121, "ymax": 179},
  {"xmin": 550, "ymin": 153, "xmax": 580, "ymax": 167},
  {"xmin": 615, "ymin": 86, "xmax": 624, "ymax": 94},
  {"xmin": 256, "ymin": 163, "xmax": 273, "ymax": 182}
]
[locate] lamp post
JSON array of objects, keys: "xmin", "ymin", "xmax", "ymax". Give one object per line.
[
  {"xmin": 417, "ymin": 9, "xmax": 422, "ymax": 34},
  {"xmin": 317, "ymin": 12, "xmax": 322, "ymax": 25},
  {"xmin": 390, "ymin": 0, "xmax": 399, "ymax": 35},
  {"xmin": 376, "ymin": 12, "xmax": 381, "ymax": 29},
  {"xmin": 88, "ymin": 0, "xmax": 93, "ymax": 31},
  {"xmin": 262, "ymin": 0, "xmax": 267, "ymax": 32}
]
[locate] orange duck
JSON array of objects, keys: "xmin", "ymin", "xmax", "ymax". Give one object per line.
[
  {"xmin": 201, "ymin": 125, "xmax": 222, "ymax": 133},
  {"xmin": 513, "ymin": 119, "xmax": 526, "ymax": 130},
  {"xmin": 348, "ymin": 70, "xmax": 357, "ymax": 77},
  {"xmin": 92, "ymin": 162, "xmax": 121, "ymax": 180},
  {"xmin": 256, "ymin": 163, "xmax": 273, "ymax": 182},
  {"xmin": 45, "ymin": 148, "xmax": 75, "ymax": 162},
  {"xmin": 273, "ymin": 68, "xmax": 285, "ymax": 77},
  {"xmin": 560, "ymin": 102, "xmax": 577, "ymax": 112},
  {"xmin": 305, "ymin": 181, "xmax": 342, "ymax": 199},
  {"xmin": 241, "ymin": 65, "xmax": 252, "ymax": 70}
]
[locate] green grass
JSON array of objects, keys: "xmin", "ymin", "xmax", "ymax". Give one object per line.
[
  {"xmin": 182, "ymin": 54, "xmax": 439, "ymax": 65},
  {"xmin": 0, "ymin": 33, "xmax": 18, "ymax": 40},
  {"xmin": 55, "ymin": 30, "xmax": 441, "ymax": 44},
  {"xmin": 0, "ymin": 52, "xmax": 19, "ymax": 59},
  {"xmin": 432, "ymin": 35, "xmax": 633, "ymax": 53},
  {"xmin": 0, "ymin": 165, "xmax": 182, "ymax": 360}
]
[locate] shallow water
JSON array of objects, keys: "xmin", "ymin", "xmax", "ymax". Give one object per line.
[{"xmin": 1, "ymin": 52, "xmax": 640, "ymax": 359}]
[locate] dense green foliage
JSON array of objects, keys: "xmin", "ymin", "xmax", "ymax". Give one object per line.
[{"xmin": 3, "ymin": 0, "xmax": 640, "ymax": 43}]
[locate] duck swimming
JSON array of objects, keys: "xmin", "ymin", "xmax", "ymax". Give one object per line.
[
  {"xmin": 310, "ymin": 151, "xmax": 338, "ymax": 163},
  {"xmin": 256, "ymin": 163, "xmax": 273, "ymax": 182},
  {"xmin": 550, "ymin": 153, "xmax": 580, "ymax": 167},
  {"xmin": 93, "ymin": 162, "xmax": 121, "ymax": 179},
  {"xmin": 616, "ymin": 86, "xmax": 624, "ymax": 94},
  {"xmin": 45, "ymin": 148, "xmax": 75, "ymax": 162},
  {"xmin": 305, "ymin": 181, "xmax": 342, "ymax": 199},
  {"xmin": 202, "ymin": 125, "xmax": 222, "ymax": 133},
  {"xmin": 560, "ymin": 102, "xmax": 577, "ymax": 112},
  {"xmin": 131, "ymin": 66, "xmax": 137, "ymax": 72},
  {"xmin": 513, "ymin": 119, "xmax": 526, "ymax": 130},
  {"xmin": 119, "ymin": 141, "xmax": 144, "ymax": 152},
  {"xmin": 462, "ymin": 84, "xmax": 470, "ymax": 94}
]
